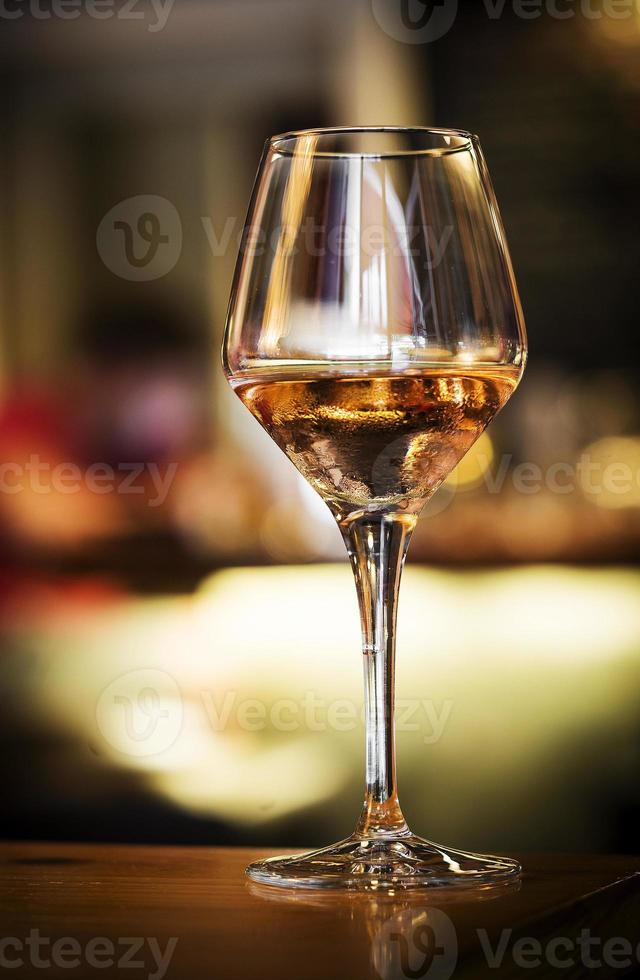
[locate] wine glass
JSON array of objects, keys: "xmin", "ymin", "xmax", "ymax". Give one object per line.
[{"xmin": 222, "ymin": 126, "xmax": 527, "ymax": 890}]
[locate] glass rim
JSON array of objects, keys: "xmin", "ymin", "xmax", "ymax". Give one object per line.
[{"xmin": 268, "ymin": 126, "xmax": 477, "ymax": 159}]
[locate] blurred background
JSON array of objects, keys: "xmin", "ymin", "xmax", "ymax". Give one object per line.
[{"xmin": 1, "ymin": 0, "xmax": 640, "ymax": 856}]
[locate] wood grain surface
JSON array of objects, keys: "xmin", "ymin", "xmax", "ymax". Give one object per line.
[{"xmin": 1, "ymin": 843, "xmax": 639, "ymax": 979}]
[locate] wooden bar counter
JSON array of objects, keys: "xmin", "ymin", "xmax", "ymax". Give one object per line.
[{"xmin": 2, "ymin": 843, "xmax": 639, "ymax": 978}]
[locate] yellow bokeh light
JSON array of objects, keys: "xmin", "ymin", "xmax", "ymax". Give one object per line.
[
  {"xmin": 446, "ymin": 432, "xmax": 494, "ymax": 490},
  {"xmin": 595, "ymin": 8, "xmax": 640, "ymax": 46},
  {"xmin": 31, "ymin": 564, "xmax": 640, "ymax": 829},
  {"xmin": 580, "ymin": 436, "xmax": 640, "ymax": 509}
]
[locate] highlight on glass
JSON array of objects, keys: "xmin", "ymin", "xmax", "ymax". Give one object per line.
[{"xmin": 222, "ymin": 126, "xmax": 527, "ymax": 889}]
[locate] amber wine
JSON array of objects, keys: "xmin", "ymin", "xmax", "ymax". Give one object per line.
[{"xmin": 233, "ymin": 369, "xmax": 518, "ymax": 514}]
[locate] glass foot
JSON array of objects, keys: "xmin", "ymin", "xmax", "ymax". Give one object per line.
[{"xmin": 246, "ymin": 833, "xmax": 521, "ymax": 891}]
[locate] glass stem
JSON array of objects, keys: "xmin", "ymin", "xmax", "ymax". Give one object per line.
[{"xmin": 341, "ymin": 512, "xmax": 416, "ymax": 839}]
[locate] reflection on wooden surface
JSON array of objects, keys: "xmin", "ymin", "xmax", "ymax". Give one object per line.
[{"xmin": 2, "ymin": 843, "xmax": 639, "ymax": 980}]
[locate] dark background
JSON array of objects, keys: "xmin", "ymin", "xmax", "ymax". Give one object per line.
[{"xmin": 1, "ymin": 0, "xmax": 640, "ymax": 856}]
